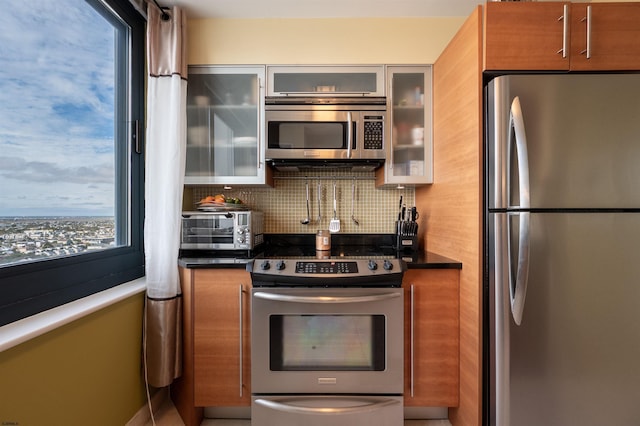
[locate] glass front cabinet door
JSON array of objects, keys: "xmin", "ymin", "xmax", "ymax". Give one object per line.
[
  {"xmin": 377, "ymin": 66, "xmax": 433, "ymax": 186},
  {"xmin": 267, "ymin": 65, "xmax": 384, "ymax": 97},
  {"xmin": 185, "ymin": 66, "xmax": 269, "ymax": 185}
]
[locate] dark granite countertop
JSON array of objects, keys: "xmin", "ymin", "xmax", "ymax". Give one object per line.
[{"xmin": 178, "ymin": 233, "xmax": 462, "ymax": 270}]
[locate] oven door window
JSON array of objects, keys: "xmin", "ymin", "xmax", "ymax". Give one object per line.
[
  {"xmin": 182, "ymin": 215, "xmax": 234, "ymax": 245},
  {"xmin": 267, "ymin": 121, "xmax": 356, "ymax": 150},
  {"xmin": 269, "ymin": 314, "xmax": 385, "ymax": 371}
]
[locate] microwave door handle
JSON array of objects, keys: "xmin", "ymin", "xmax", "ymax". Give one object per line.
[
  {"xmin": 257, "ymin": 76, "xmax": 263, "ymax": 169},
  {"xmin": 347, "ymin": 111, "xmax": 353, "ymax": 159},
  {"xmin": 253, "ymin": 292, "xmax": 401, "ymax": 304}
]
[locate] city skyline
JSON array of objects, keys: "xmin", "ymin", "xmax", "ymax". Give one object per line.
[{"xmin": 0, "ymin": 216, "xmax": 117, "ymax": 267}]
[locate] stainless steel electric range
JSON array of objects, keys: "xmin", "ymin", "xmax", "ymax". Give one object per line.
[{"xmin": 248, "ymin": 255, "xmax": 406, "ymax": 426}]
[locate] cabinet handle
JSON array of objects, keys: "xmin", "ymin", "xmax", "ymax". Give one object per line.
[
  {"xmin": 580, "ymin": 6, "xmax": 592, "ymax": 59},
  {"xmin": 388, "ymin": 77, "xmax": 394, "ymax": 171},
  {"xmin": 257, "ymin": 77, "xmax": 263, "ymax": 170},
  {"xmin": 410, "ymin": 284, "xmax": 415, "ymax": 398},
  {"xmin": 239, "ymin": 284, "xmax": 244, "ymax": 398},
  {"xmin": 347, "ymin": 111, "xmax": 353, "ymax": 159},
  {"xmin": 556, "ymin": 4, "xmax": 569, "ymax": 58}
]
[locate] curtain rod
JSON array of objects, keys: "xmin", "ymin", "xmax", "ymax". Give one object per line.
[{"xmin": 151, "ymin": 0, "xmax": 170, "ymax": 20}]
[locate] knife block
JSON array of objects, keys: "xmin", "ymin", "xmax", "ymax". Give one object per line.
[{"xmin": 395, "ymin": 221, "xmax": 419, "ymax": 252}]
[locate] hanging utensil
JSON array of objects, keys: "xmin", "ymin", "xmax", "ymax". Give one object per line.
[
  {"xmin": 329, "ymin": 181, "xmax": 340, "ymax": 233},
  {"xmin": 316, "ymin": 180, "xmax": 322, "ymax": 224},
  {"xmin": 300, "ymin": 180, "xmax": 310, "ymax": 225},
  {"xmin": 411, "ymin": 206, "xmax": 419, "ymax": 221},
  {"xmin": 351, "ymin": 178, "xmax": 359, "ymax": 226}
]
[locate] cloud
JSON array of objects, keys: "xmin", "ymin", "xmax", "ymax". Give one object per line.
[
  {"xmin": 0, "ymin": 156, "xmax": 113, "ymax": 184},
  {"xmin": 0, "ymin": 0, "xmax": 120, "ymax": 216}
]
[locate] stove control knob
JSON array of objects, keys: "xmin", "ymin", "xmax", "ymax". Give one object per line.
[
  {"xmin": 368, "ymin": 260, "xmax": 378, "ymax": 270},
  {"xmin": 276, "ymin": 260, "xmax": 286, "ymax": 270},
  {"xmin": 260, "ymin": 260, "xmax": 270, "ymax": 270},
  {"xmin": 383, "ymin": 260, "xmax": 394, "ymax": 271}
]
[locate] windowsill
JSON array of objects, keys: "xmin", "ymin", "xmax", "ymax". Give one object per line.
[{"xmin": 0, "ymin": 277, "xmax": 147, "ymax": 353}]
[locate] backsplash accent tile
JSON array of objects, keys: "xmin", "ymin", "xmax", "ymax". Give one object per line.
[{"xmin": 189, "ymin": 171, "xmax": 415, "ymax": 234}]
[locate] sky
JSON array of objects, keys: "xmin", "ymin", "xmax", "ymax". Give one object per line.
[{"xmin": 0, "ymin": 1, "xmax": 117, "ymax": 217}]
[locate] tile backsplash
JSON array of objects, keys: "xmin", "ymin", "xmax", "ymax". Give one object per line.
[{"xmin": 188, "ymin": 170, "xmax": 415, "ymax": 234}]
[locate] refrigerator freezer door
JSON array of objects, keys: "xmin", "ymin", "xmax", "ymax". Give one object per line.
[
  {"xmin": 491, "ymin": 212, "xmax": 640, "ymax": 426},
  {"xmin": 488, "ymin": 74, "xmax": 640, "ymax": 210}
]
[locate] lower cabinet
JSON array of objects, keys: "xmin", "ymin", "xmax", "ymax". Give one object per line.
[
  {"xmin": 173, "ymin": 266, "xmax": 459, "ymax": 425},
  {"xmin": 193, "ymin": 269, "xmax": 252, "ymax": 406},
  {"xmin": 172, "ymin": 267, "xmax": 251, "ymax": 426},
  {"xmin": 403, "ymin": 269, "xmax": 459, "ymax": 407}
]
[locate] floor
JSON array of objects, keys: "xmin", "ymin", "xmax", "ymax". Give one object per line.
[{"xmin": 145, "ymin": 397, "xmax": 452, "ymax": 426}]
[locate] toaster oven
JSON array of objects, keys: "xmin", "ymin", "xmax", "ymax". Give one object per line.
[{"xmin": 180, "ymin": 210, "xmax": 264, "ymax": 251}]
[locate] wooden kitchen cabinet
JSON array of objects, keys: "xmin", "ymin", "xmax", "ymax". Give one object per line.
[
  {"xmin": 193, "ymin": 269, "xmax": 251, "ymax": 407},
  {"xmin": 484, "ymin": 1, "xmax": 569, "ymax": 71},
  {"xmin": 171, "ymin": 267, "xmax": 251, "ymax": 426},
  {"xmin": 403, "ymin": 269, "xmax": 459, "ymax": 407},
  {"xmin": 569, "ymin": 2, "xmax": 640, "ymax": 71},
  {"xmin": 484, "ymin": 1, "xmax": 640, "ymax": 72}
]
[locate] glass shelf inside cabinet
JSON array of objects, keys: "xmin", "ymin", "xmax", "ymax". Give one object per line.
[
  {"xmin": 392, "ymin": 72, "xmax": 426, "ymax": 178},
  {"xmin": 186, "ymin": 72, "xmax": 260, "ymax": 178}
]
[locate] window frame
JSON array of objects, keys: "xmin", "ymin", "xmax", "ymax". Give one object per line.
[{"xmin": 0, "ymin": 0, "xmax": 146, "ymax": 327}]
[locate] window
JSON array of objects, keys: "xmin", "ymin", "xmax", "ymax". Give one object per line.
[{"xmin": 0, "ymin": 0, "xmax": 145, "ymax": 326}]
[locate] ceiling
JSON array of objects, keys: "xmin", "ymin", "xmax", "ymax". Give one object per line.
[{"xmin": 157, "ymin": 0, "xmax": 486, "ymax": 19}]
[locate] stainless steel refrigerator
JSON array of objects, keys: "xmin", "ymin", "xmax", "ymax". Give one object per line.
[{"xmin": 486, "ymin": 74, "xmax": 640, "ymax": 426}]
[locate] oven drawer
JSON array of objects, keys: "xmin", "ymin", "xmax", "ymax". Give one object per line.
[{"xmin": 251, "ymin": 395, "xmax": 403, "ymax": 426}]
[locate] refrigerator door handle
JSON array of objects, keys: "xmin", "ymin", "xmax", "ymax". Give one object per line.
[
  {"xmin": 508, "ymin": 96, "xmax": 531, "ymax": 325},
  {"xmin": 508, "ymin": 96, "xmax": 530, "ymax": 209},
  {"xmin": 508, "ymin": 211, "xmax": 530, "ymax": 326}
]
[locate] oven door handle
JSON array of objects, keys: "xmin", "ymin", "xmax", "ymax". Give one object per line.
[
  {"xmin": 254, "ymin": 397, "xmax": 400, "ymax": 415},
  {"xmin": 252, "ymin": 291, "xmax": 401, "ymax": 304}
]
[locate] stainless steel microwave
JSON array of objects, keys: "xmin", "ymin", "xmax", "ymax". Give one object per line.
[{"xmin": 265, "ymin": 97, "xmax": 386, "ymax": 165}]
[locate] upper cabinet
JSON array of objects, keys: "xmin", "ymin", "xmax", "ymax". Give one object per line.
[
  {"xmin": 185, "ymin": 66, "xmax": 272, "ymax": 186},
  {"xmin": 569, "ymin": 2, "xmax": 640, "ymax": 71},
  {"xmin": 484, "ymin": 1, "xmax": 640, "ymax": 72},
  {"xmin": 484, "ymin": 2, "xmax": 568, "ymax": 71},
  {"xmin": 376, "ymin": 66, "xmax": 433, "ymax": 187},
  {"xmin": 267, "ymin": 65, "xmax": 384, "ymax": 97}
]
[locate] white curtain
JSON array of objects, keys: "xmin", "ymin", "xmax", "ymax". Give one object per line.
[{"xmin": 144, "ymin": 4, "xmax": 187, "ymax": 388}]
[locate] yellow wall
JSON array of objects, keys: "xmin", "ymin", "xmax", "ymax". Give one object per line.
[
  {"xmin": 185, "ymin": 16, "xmax": 466, "ymax": 235},
  {"xmin": 188, "ymin": 17, "xmax": 466, "ymax": 65},
  {"xmin": 0, "ymin": 294, "xmax": 147, "ymax": 426}
]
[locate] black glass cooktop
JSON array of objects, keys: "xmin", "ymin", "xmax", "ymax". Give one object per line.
[{"xmin": 259, "ymin": 234, "xmax": 397, "ymax": 259}]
